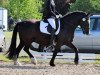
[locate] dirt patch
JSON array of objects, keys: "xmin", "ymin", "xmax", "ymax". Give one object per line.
[{"xmin": 0, "ymin": 62, "xmax": 100, "ymax": 75}]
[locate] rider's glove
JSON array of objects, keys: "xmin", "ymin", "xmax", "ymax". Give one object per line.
[
  {"xmin": 59, "ymin": 14, "xmax": 62, "ymax": 18},
  {"xmin": 56, "ymin": 15, "xmax": 59, "ymax": 18},
  {"xmin": 56, "ymin": 14, "xmax": 62, "ymax": 18}
]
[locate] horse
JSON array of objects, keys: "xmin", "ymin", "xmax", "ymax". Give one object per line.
[{"xmin": 6, "ymin": 11, "xmax": 90, "ymax": 66}]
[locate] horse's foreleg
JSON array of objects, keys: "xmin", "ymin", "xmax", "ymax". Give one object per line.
[
  {"xmin": 67, "ymin": 42, "xmax": 79, "ymax": 65},
  {"xmin": 24, "ymin": 46, "xmax": 37, "ymax": 65},
  {"xmin": 30, "ymin": 57, "xmax": 37, "ymax": 65},
  {"xmin": 50, "ymin": 45, "xmax": 60, "ymax": 67},
  {"xmin": 38, "ymin": 45, "xmax": 44, "ymax": 52}
]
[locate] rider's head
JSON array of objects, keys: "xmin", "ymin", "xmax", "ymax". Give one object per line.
[{"xmin": 65, "ymin": 0, "xmax": 76, "ymax": 3}]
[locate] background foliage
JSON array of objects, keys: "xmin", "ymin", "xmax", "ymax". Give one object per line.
[
  {"xmin": 70, "ymin": 0, "xmax": 100, "ymax": 14},
  {"xmin": 0, "ymin": 0, "xmax": 43, "ymax": 20},
  {"xmin": 0, "ymin": 0, "xmax": 100, "ymax": 20}
]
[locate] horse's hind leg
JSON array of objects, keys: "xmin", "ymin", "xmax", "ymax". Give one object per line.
[
  {"xmin": 67, "ymin": 42, "xmax": 79, "ymax": 65},
  {"xmin": 24, "ymin": 46, "xmax": 37, "ymax": 65},
  {"xmin": 13, "ymin": 42, "xmax": 24, "ymax": 65}
]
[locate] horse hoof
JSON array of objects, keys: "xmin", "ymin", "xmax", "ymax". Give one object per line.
[
  {"xmin": 50, "ymin": 63, "xmax": 55, "ymax": 67},
  {"xmin": 74, "ymin": 60, "xmax": 79, "ymax": 65},
  {"xmin": 14, "ymin": 61, "xmax": 22, "ymax": 66},
  {"xmin": 31, "ymin": 57, "xmax": 37, "ymax": 65}
]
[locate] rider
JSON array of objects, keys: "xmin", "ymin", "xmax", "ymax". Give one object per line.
[{"xmin": 42, "ymin": 0, "xmax": 62, "ymax": 46}]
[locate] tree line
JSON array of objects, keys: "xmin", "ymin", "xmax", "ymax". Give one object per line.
[
  {"xmin": 70, "ymin": 0, "xmax": 100, "ymax": 14},
  {"xmin": 0, "ymin": 0, "xmax": 100, "ymax": 20}
]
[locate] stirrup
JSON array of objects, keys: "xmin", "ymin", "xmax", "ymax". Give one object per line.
[{"xmin": 44, "ymin": 45, "xmax": 55, "ymax": 52}]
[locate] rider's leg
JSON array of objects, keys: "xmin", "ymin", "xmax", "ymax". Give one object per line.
[{"xmin": 50, "ymin": 29, "xmax": 56, "ymax": 46}]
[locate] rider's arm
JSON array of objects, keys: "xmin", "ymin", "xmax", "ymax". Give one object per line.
[
  {"xmin": 49, "ymin": 0, "xmax": 56, "ymax": 17},
  {"xmin": 49, "ymin": 0, "xmax": 62, "ymax": 18}
]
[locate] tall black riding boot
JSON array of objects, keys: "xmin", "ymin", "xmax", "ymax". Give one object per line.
[{"xmin": 50, "ymin": 30, "xmax": 56, "ymax": 46}]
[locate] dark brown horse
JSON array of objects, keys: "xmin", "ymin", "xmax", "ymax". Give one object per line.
[{"xmin": 7, "ymin": 11, "xmax": 90, "ymax": 66}]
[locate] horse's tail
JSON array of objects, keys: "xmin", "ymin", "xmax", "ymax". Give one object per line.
[{"xmin": 6, "ymin": 23, "xmax": 19, "ymax": 59}]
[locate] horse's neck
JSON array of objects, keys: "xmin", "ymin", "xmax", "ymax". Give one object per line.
[
  {"xmin": 60, "ymin": 18, "xmax": 78, "ymax": 37},
  {"xmin": 61, "ymin": 18, "xmax": 78, "ymax": 29}
]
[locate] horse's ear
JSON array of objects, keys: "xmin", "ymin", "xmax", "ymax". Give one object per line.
[{"xmin": 87, "ymin": 13, "xmax": 91, "ymax": 17}]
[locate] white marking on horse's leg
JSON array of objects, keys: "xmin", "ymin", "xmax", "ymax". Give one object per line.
[
  {"xmin": 13, "ymin": 60, "xmax": 22, "ymax": 66},
  {"xmin": 13, "ymin": 55, "xmax": 22, "ymax": 66},
  {"xmin": 17, "ymin": 61, "xmax": 22, "ymax": 66},
  {"xmin": 31, "ymin": 57, "xmax": 37, "ymax": 65},
  {"xmin": 13, "ymin": 60, "xmax": 17, "ymax": 65}
]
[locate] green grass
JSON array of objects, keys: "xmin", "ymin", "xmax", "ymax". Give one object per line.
[
  {"xmin": 95, "ymin": 60, "xmax": 100, "ymax": 64},
  {"xmin": 94, "ymin": 54, "xmax": 100, "ymax": 64},
  {"xmin": 18, "ymin": 56, "xmax": 30, "ymax": 62},
  {"xmin": 4, "ymin": 31, "xmax": 13, "ymax": 38},
  {"xmin": 1, "ymin": 52, "xmax": 100, "ymax": 64},
  {"xmin": 4, "ymin": 31, "xmax": 19, "ymax": 42},
  {"xmin": 0, "ymin": 53, "xmax": 30, "ymax": 62},
  {"xmin": 0, "ymin": 54, "xmax": 11, "ymax": 62}
]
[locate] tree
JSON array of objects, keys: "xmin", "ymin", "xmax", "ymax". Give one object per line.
[
  {"xmin": 8, "ymin": 0, "xmax": 43, "ymax": 20},
  {"xmin": 70, "ymin": 0, "xmax": 92, "ymax": 12},
  {"xmin": 70, "ymin": 0, "xmax": 100, "ymax": 13},
  {"xmin": 0, "ymin": 0, "xmax": 9, "ymax": 8},
  {"xmin": 1, "ymin": 0, "xmax": 100, "ymax": 21},
  {"xmin": 90, "ymin": 0, "xmax": 100, "ymax": 13}
]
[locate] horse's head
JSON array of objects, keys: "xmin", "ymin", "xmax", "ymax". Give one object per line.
[
  {"xmin": 60, "ymin": 11, "xmax": 90, "ymax": 35},
  {"xmin": 79, "ymin": 13, "xmax": 90, "ymax": 35}
]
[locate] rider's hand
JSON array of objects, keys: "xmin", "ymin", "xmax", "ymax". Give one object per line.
[
  {"xmin": 56, "ymin": 14, "xmax": 62, "ymax": 18},
  {"xmin": 56, "ymin": 15, "xmax": 59, "ymax": 18},
  {"xmin": 59, "ymin": 14, "xmax": 62, "ymax": 18}
]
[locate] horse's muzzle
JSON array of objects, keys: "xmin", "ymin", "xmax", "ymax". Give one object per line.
[{"xmin": 83, "ymin": 30, "xmax": 90, "ymax": 35}]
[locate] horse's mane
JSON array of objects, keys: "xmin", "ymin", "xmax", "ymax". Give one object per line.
[
  {"xmin": 62, "ymin": 11, "xmax": 87, "ymax": 18},
  {"xmin": 26, "ymin": 19, "xmax": 39, "ymax": 23}
]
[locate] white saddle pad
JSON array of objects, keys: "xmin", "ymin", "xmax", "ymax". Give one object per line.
[
  {"xmin": 40, "ymin": 19, "xmax": 60, "ymax": 35},
  {"xmin": 47, "ymin": 18, "xmax": 56, "ymax": 29}
]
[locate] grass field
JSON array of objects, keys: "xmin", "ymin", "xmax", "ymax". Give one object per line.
[
  {"xmin": 4, "ymin": 31, "xmax": 13, "ymax": 38},
  {"xmin": 0, "ymin": 53, "xmax": 30, "ymax": 62}
]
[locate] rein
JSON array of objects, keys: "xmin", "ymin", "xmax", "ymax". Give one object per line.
[{"xmin": 65, "ymin": 21, "xmax": 74, "ymax": 26}]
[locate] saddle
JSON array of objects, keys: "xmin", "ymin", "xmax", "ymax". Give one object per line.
[{"xmin": 40, "ymin": 18, "xmax": 60, "ymax": 35}]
